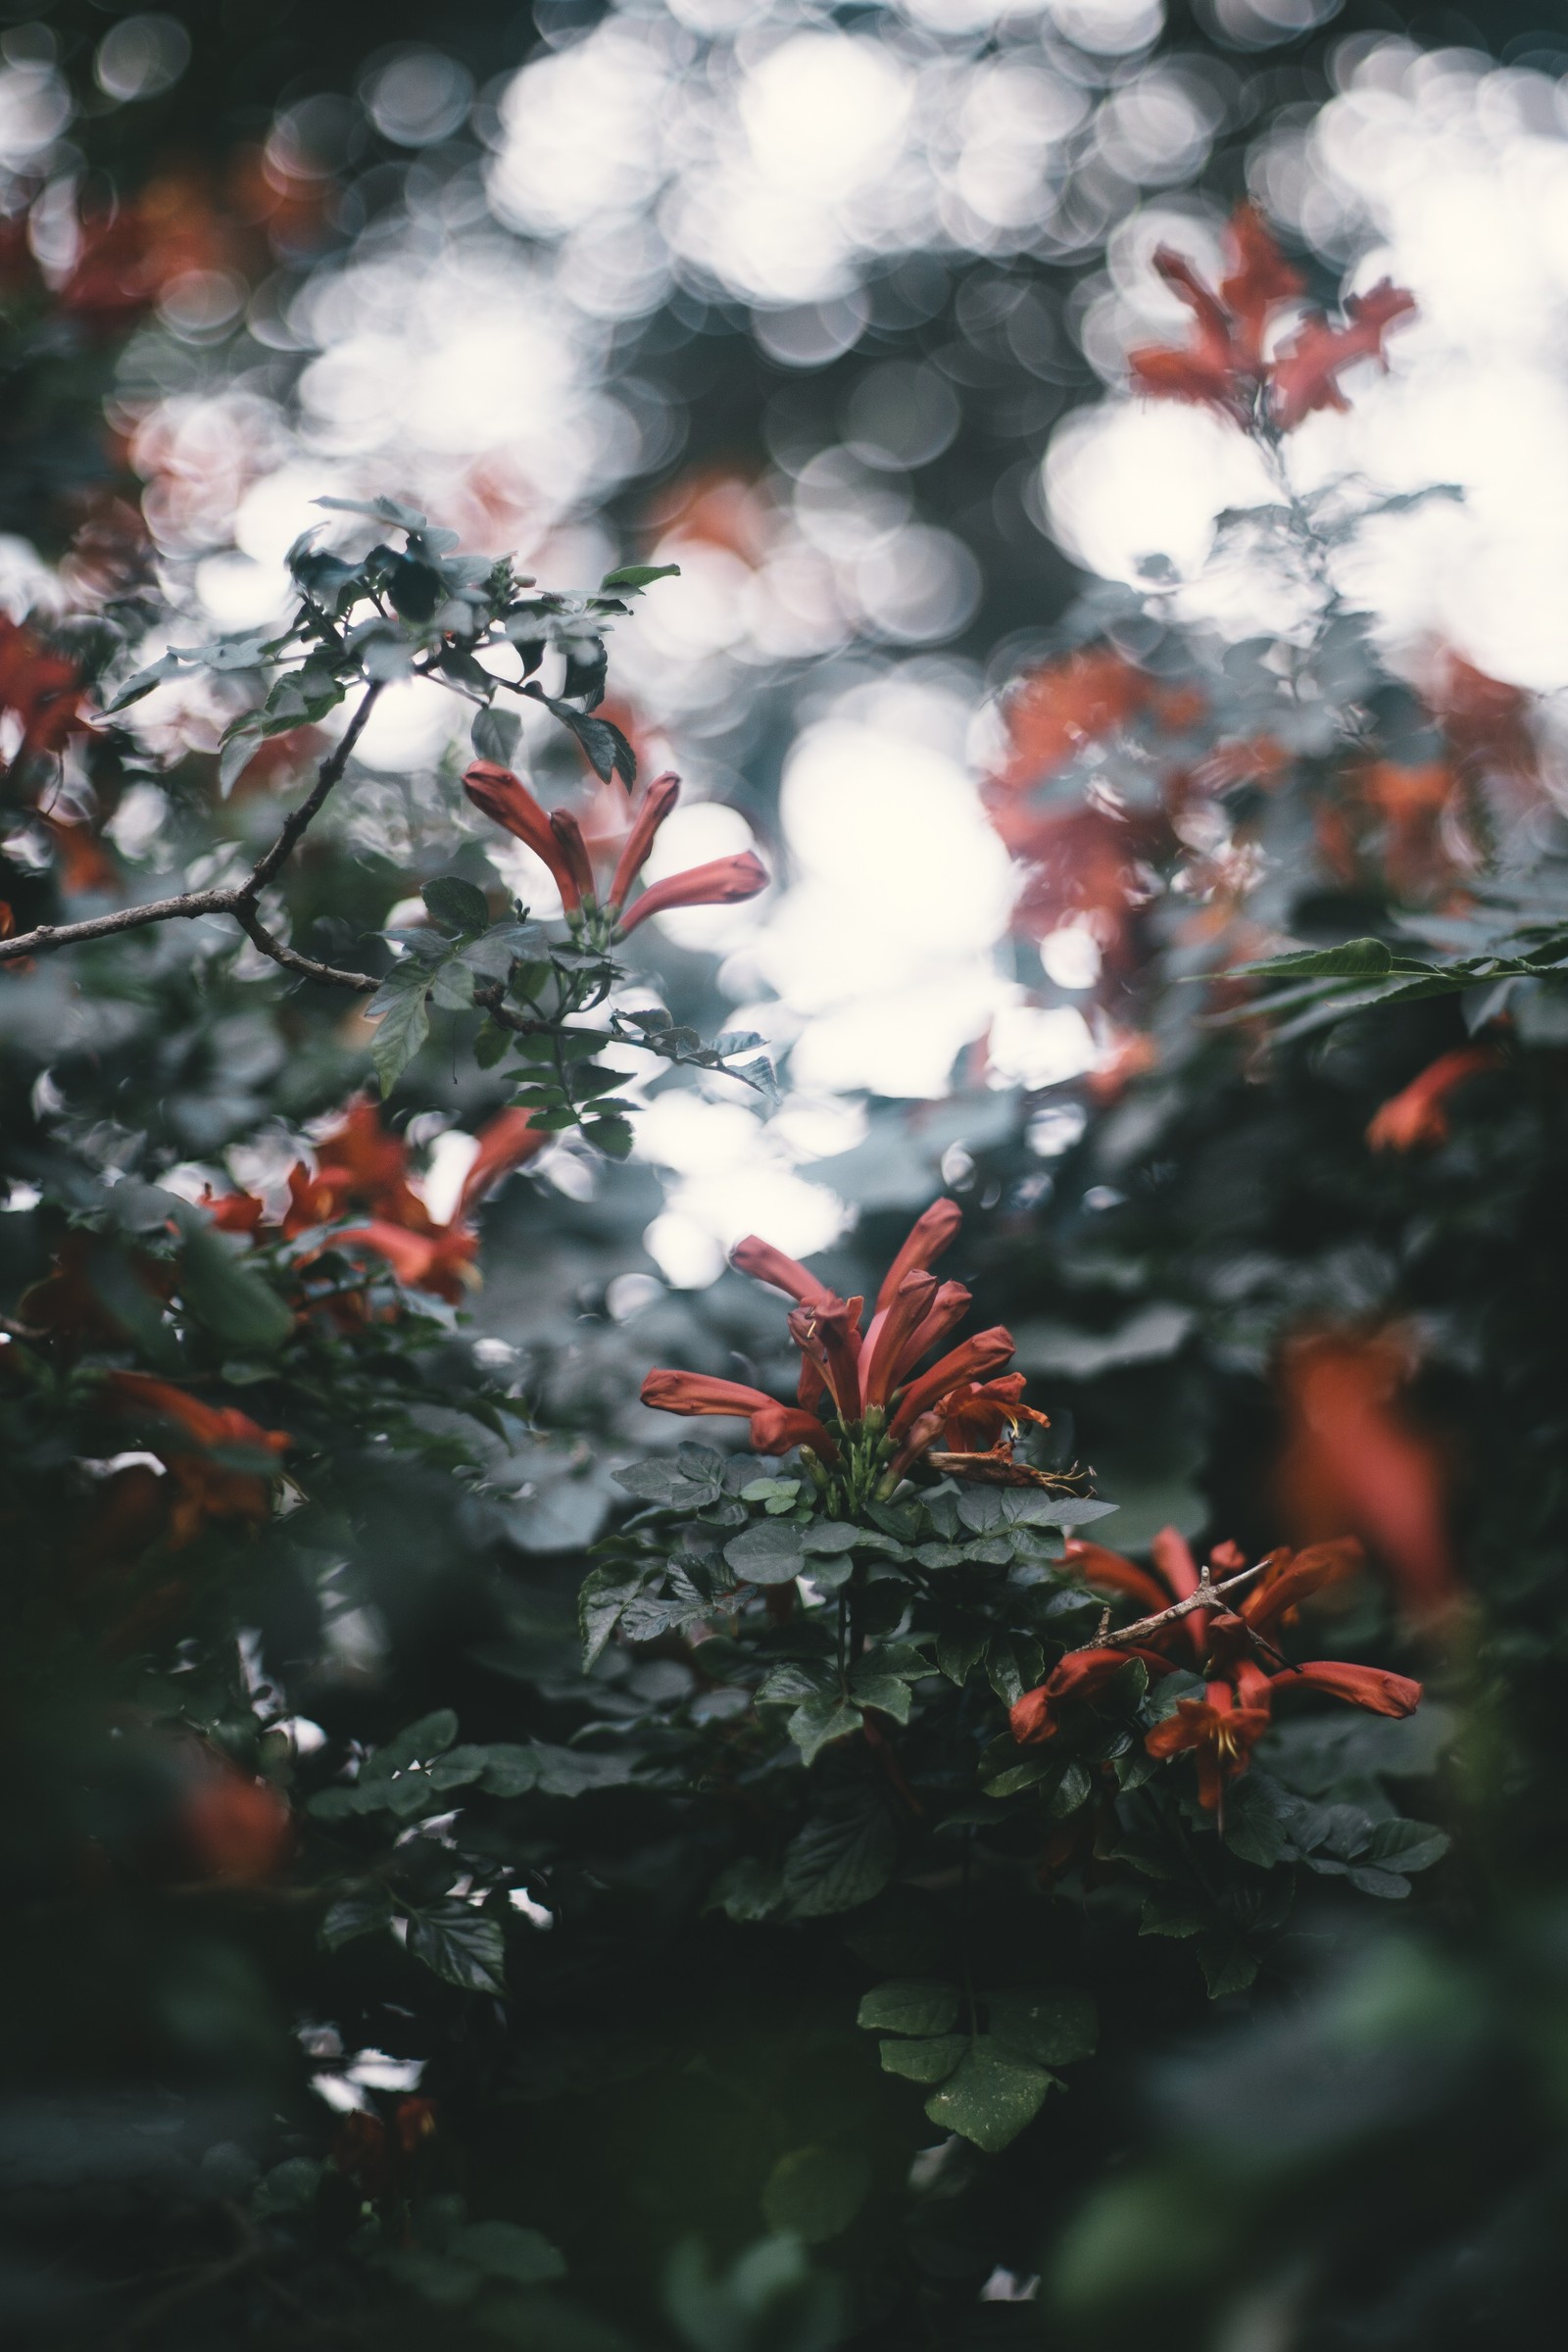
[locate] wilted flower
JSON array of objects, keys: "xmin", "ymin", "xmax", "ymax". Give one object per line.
[
  {"xmin": 641, "ymin": 1201, "xmax": 1056, "ymax": 1512},
  {"xmin": 464, "ymin": 760, "xmax": 766, "ymax": 945}
]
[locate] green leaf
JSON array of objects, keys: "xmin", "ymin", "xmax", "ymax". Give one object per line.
[
  {"xmin": 369, "ymin": 1710, "xmax": 460, "ymax": 1776},
  {"xmin": 174, "ymin": 1215, "xmax": 294, "ymax": 1354},
  {"xmin": 422, "ymin": 875, "xmax": 492, "ymax": 936},
  {"xmin": 451, "ymin": 2221, "xmax": 565, "ymax": 2285},
  {"xmin": 923, "ymin": 2042, "xmax": 1057, "ymax": 2152},
  {"xmin": 1196, "ymin": 1931, "xmax": 1261, "ymax": 1998},
  {"xmin": 579, "ymin": 1564, "xmax": 646, "ymax": 1670},
  {"xmin": 367, "ymin": 961, "xmax": 431, "ymax": 1096},
  {"xmin": 847, "ymin": 1672, "xmax": 913, "ymax": 1725},
  {"xmin": 724, "ymin": 1520, "xmax": 806, "ymax": 1587},
  {"xmin": 1235, "ymin": 936, "xmax": 1394, "ymax": 981},
  {"xmin": 757, "ymin": 1661, "xmax": 836, "ymax": 1706},
  {"xmin": 760, "ymin": 2146, "xmax": 870, "ymax": 2245},
  {"xmin": 980, "ymin": 1752, "xmax": 1067, "ymax": 1801},
  {"xmin": 936, "ymin": 1629, "xmax": 989, "ymax": 1687},
  {"xmin": 782, "ymin": 1796, "xmax": 897, "ymax": 1917},
  {"xmin": 1358, "ymin": 1817, "xmax": 1449, "ymax": 1876},
  {"xmin": 988, "ymin": 1986, "xmax": 1097, "ymax": 2067},
  {"xmin": 528, "ymin": 1741, "xmax": 637, "ymax": 1797},
  {"xmin": 800, "ymin": 1522, "xmax": 860, "ymax": 1555},
  {"xmin": 857, "ymin": 1980, "xmax": 960, "ymax": 2036},
  {"xmin": 601, "ymin": 563, "xmax": 681, "ymax": 590},
  {"xmin": 315, "ymin": 492, "xmax": 427, "ymax": 528},
  {"xmin": 218, "ymin": 718, "xmax": 263, "ymax": 795},
  {"xmin": 879, "ymin": 2034, "xmax": 966, "ymax": 2083},
  {"xmin": 1139, "ymin": 1887, "xmax": 1208, "ymax": 1939},
  {"xmin": 319, "ymin": 1886, "xmax": 394, "ymax": 1949},
  {"xmin": 786, "ymin": 1693, "xmax": 862, "ymax": 1766},
  {"xmin": 471, "ymin": 705, "xmax": 521, "ymax": 764},
  {"xmin": 476, "ymin": 1744, "xmax": 543, "ymax": 1796},
  {"xmin": 103, "ymin": 649, "xmax": 185, "ymax": 711},
  {"xmin": 586, "ymin": 1114, "xmax": 635, "ymax": 1160},
  {"xmin": 406, "ymin": 1905, "xmax": 508, "ymax": 1996},
  {"xmin": 706, "ymin": 1858, "xmax": 784, "ymax": 1922}
]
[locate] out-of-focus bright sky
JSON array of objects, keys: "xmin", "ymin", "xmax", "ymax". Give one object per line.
[{"xmin": 12, "ymin": 4, "xmax": 1568, "ymax": 1273}]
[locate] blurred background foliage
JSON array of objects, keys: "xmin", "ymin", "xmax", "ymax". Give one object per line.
[{"xmin": 7, "ymin": 0, "xmax": 1568, "ymax": 2347}]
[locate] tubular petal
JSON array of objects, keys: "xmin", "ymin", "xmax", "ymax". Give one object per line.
[
  {"xmin": 616, "ymin": 851, "xmax": 768, "ymax": 936},
  {"xmin": 874, "ymin": 1199, "xmax": 963, "ymax": 1312},
  {"xmin": 548, "ymin": 809, "xmax": 595, "ymax": 906},
  {"xmin": 607, "ymin": 770, "xmax": 680, "ymax": 908},
  {"xmin": 730, "ymin": 1235, "xmax": 838, "ymax": 1307},
  {"xmin": 888, "ymin": 1326, "xmax": 1015, "ymax": 1440},
  {"xmin": 463, "ymin": 763, "xmax": 560, "ymax": 864},
  {"xmin": 861, "ymin": 1269, "xmax": 939, "ymax": 1410},
  {"xmin": 749, "ymin": 1402, "xmax": 838, "ymax": 1460},
  {"xmin": 1270, "ymin": 1661, "xmax": 1422, "ymax": 1717},
  {"xmin": 640, "ymin": 1368, "xmax": 776, "ymax": 1419}
]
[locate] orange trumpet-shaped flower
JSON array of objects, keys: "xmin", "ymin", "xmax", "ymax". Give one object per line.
[
  {"xmin": 1014, "ymin": 1520, "xmax": 1422, "ymax": 1809},
  {"xmin": 1273, "ymin": 1329, "xmax": 1460, "ymax": 1622},
  {"xmin": 1144, "ymin": 1681, "xmax": 1274, "ymax": 1812},
  {"xmin": 104, "ymin": 1372, "xmax": 290, "ymax": 1546},
  {"xmin": 614, "ymin": 852, "xmax": 768, "ymax": 936},
  {"xmin": 464, "ymin": 761, "xmax": 767, "ymax": 938},
  {"xmin": 639, "ymin": 1204, "xmax": 1047, "ymax": 1508},
  {"xmin": 638, "ymin": 1368, "xmax": 837, "ymax": 1460},
  {"xmin": 199, "ymin": 1100, "xmax": 544, "ymax": 1311},
  {"xmin": 455, "ymin": 1106, "xmax": 546, "ymax": 1217},
  {"xmin": 1268, "ymin": 1660, "xmax": 1421, "ymax": 1717},
  {"xmin": 1367, "ymin": 1045, "xmax": 1501, "ymax": 1153},
  {"xmin": 333, "ymin": 1219, "xmax": 480, "ymax": 1304},
  {"xmin": 1010, "ymin": 1646, "xmax": 1169, "ymax": 1744}
]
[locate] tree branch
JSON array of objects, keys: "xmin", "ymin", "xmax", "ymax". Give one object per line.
[
  {"xmin": 0, "ymin": 681, "xmax": 384, "ymax": 973},
  {"xmin": 1089, "ymin": 1557, "xmax": 1268, "ymax": 1650},
  {"xmin": 231, "ymin": 904, "xmax": 378, "ymax": 993}
]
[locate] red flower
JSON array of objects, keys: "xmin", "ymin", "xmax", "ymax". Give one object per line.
[
  {"xmin": 464, "ymin": 761, "xmax": 767, "ymax": 939},
  {"xmin": 333, "ymin": 1218, "xmax": 479, "ymax": 1304},
  {"xmin": 104, "ymin": 1372, "xmax": 289, "ymax": 1546},
  {"xmin": 1367, "ymin": 1045, "xmax": 1501, "ymax": 1153},
  {"xmin": 1267, "ymin": 1660, "xmax": 1421, "ymax": 1717},
  {"xmin": 1144, "ymin": 1680, "xmax": 1273, "ymax": 1811},
  {"xmin": 1274, "ymin": 1328, "xmax": 1461, "ymax": 1622},
  {"xmin": 455, "ymin": 1105, "xmax": 545, "ymax": 1216},
  {"xmin": 1010, "ymin": 1645, "xmax": 1168, "ymax": 1744},
  {"xmin": 1128, "ymin": 205, "xmax": 1413, "ymax": 433},
  {"xmin": 1016, "ymin": 1520, "xmax": 1423, "ymax": 1809},
  {"xmin": 640, "ymin": 1203, "xmax": 1041, "ymax": 1509},
  {"xmin": 202, "ymin": 1099, "xmax": 543, "ymax": 1308},
  {"xmin": 1269, "ymin": 281, "xmax": 1418, "ymax": 429}
]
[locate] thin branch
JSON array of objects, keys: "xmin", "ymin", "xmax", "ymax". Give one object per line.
[
  {"xmin": 1089, "ymin": 1557, "xmax": 1268, "ymax": 1651},
  {"xmin": 0, "ymin": 680, "xmax": 384, "ymax": 971},
  {"xmin": 231, "ymin": 903, "xmax": 377, "ymax": 993},
  {"xmin": 244, "ymin": 679, "xmax": 383, "ymax": 895}
]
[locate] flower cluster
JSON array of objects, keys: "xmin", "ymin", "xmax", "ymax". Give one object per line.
[
  {"xmin": 463, "ymin": 761, "xmax": 767, "ymax": 948},
  {"xmin": 1129, "ymin": 204, "xmax": 1415, "ymax": 433},
  {"xmin": 641, "ymin": 1200, "xmax": 1058, "ymax": 1512},
  {"xmin": 207, "ymin": 1096, "xmax": 543, "ymax": 1305},
  {"xmin": 1010, "ymin": 1527, "xmax": 1421, "ymax": 1812}
]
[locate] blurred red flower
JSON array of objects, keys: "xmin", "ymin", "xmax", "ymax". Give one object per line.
[
  {"xmin": 1273, "ymin": 1329, "xmax": 1461, "ymax": 1621},
  {"xmin": 1367, "ymin": 1045, "xmax": 1502, "ymax": 1153},
  {"xmin": 1128, "ymin": 205, "xmax": 1413, "ymax": 433}
]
